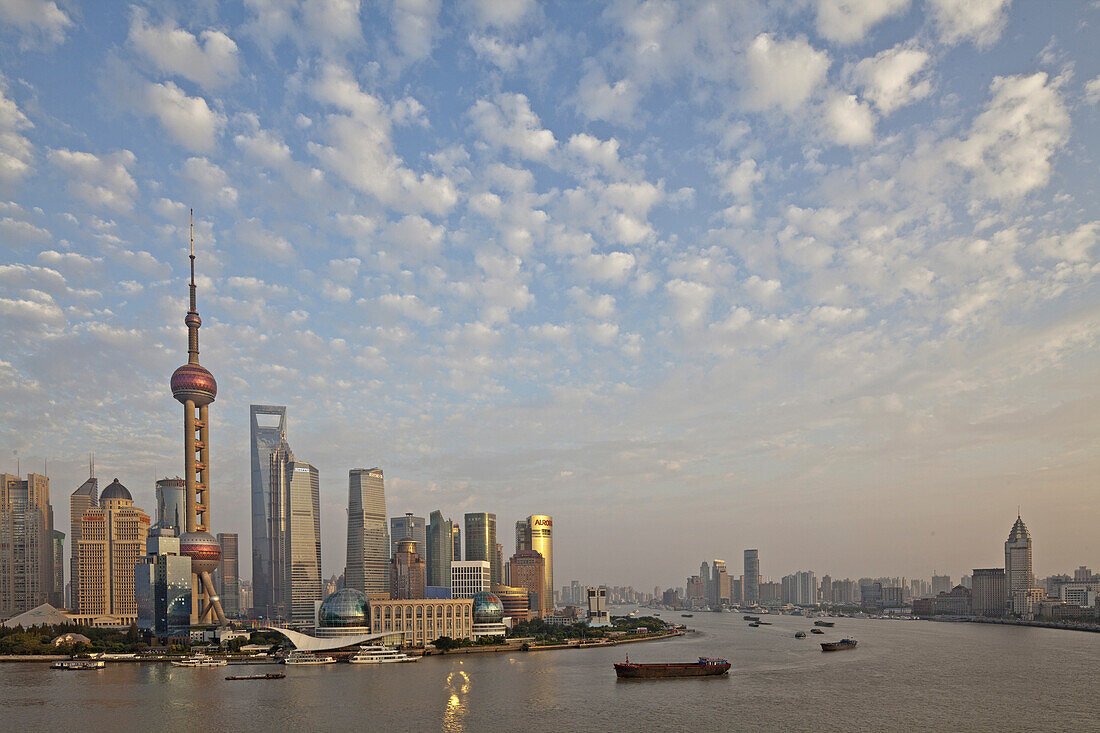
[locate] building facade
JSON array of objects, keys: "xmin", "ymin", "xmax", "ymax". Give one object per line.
[
  {"xmin": 287, "ymin": 462, "xmax": 321, "ymax": 623},
  {"xmin": 1005, "ymin": 515, "xmax": 1034, "ymax": 614},
  {"xmin": 154, "ymin": 477, "xmax": 186, "ymax": 534},
  {"xmin": 451, "ymin": 560, "xmax": 491, "ymax": 599},
  {"xmin": 390, "ymin": 514, "xmax": 425, "ymax": 557},
  {"xmin": 464, "ymin": 513, "xmax": 499, "ymax": 586},
  {"xmin": 216, "ymin": 532, "xmax": 240, "ymax": 616},
  {"xmin": 587, "ymin": 586, "xmax": 610, "ymax": 626},
  {"xmin": 346, "ymin": 468, "xmax": 389, "ymax": 597},
  {"xmin": 69, "ymin": 476, "xmax": 97, "ymax": 612},
  {"xmin": 426, "ymin": 510, "xmax": 455, "ymax": 589},
  {"xmin": 0, "ymin": 472, "xmax": 54, "ymax": 618},
  {"xmin": 972, "ymin": 568, "xmax": 1006, "ymax": 616},
  {"xmin": 507, "ymin": 549, "xmax": 548, "ymax": 617},
  {"xmin": 77, "ymin": 479, "xmax": 149, "ymax": 619},
  {"xmin": 249, "ymin": 404, "xmax": 288, "ymax": 620},
  {"xmin": 136, "ymin": 532, "xmax": 192, "ymax": 637},
  {"xmin": 743, "ymin": 549, "xmax": 760, "ymax": 605},
  {"xmin": 369, "ymin": 598, "xmax": 474, "ymax": 646},
  {"xmin": 515, "ymin": 515, "xmax": 553, "ymax": 616},
  {"xmin": 390, "ymin": 538, "xmax": 427, "ymax": 600}
]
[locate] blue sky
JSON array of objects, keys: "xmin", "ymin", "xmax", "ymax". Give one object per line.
[{"xmin": 1, "ymin": 0, "xmax": 1097, "ymax": 590}]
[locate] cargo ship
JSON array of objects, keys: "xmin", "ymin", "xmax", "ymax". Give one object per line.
[
  {"xmin": 614, "ymin": 656, "xmax": 730, "ymax": 679},
  {"xmin": 821, "ymin": 638, "xmax": 857, "ymax": 652},
  {"xmin": 813, "ymin": 620, "xmax": 835, "ymax": 627}
]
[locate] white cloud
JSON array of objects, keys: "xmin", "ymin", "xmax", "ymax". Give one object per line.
[
  {"xmin": 469, "ymin": 92, "xmax": 556, "ymax": 161},
  {"xmin": 665, "ymin": 278, "xmax": 714, "ymax": 327},
  {"xmin": 467, "ymin": 0, "xmax": 534, "ymax": 27},
  {"xmin": 567, "ymin": 133, "xmax": 623, "ymax": 175},
  {"xmin": 235, "ymin": 128, "xmax": 292, "ymax": 168},
  {"xmin": 181, "ymin": 157, "xmax": 238, "ymax": 207},
  {"xmin": 854, "ymin": 45, "xmax": 932, "ymax": 113},
  {"xmin": 815, "ymin": 0, "xmax": 909, "ymax": 45},
  {"xmin": 569, "ymin": 287, "xmax": 616, "ymax": 319},
  {"xmin": 0, "ymin": 77, "xmax": 33, "ymax": 185},
  {"xmin": 377, "ymin": 292, "xmax": 441, "ymax": 323},
  {"xmin": 576, "ymin": 68, "xmax": 641, "ymax": 123},
  {"xmin": 929, "ymin": 0, "xmax": 1012, "ymax": 48},
  {"xmin": 577, "ymin": 251, "xmax": 636, "ymax": 284},
  {"xmin": 824, "ymin": 93, "xmax": 875, "ymax": 146},
  {"xmin": 948, "ymin": 72, "xmax": 1069, "ymax": 199},
  {"xmin": 391, "ymin": 0, "xmax": 440, "ymax": 62},
  {"xmin": 1037, "ymin": 222, "xmax": 1098, "ymax": 263},
  {"xmin": 1085, "ymin": 75, "xmax": 1100, "ymax": 106},
  {"xmin": 0, "ymin": 291, "xmax": 64, "ymax": 326},
  {"xmin": 722, "ymin": 158, "xmax": 763, "ymax": 200},
  {"xmin": 238, "ymin": 219, "xmax": 296, "ymax": 261},
  {"xmin": 143, "ymin": 82, "xmax": 225, "ymax": 153},
  {"xmin": 383, "ymin": 214, "xmax": 445, "ymax": 262},
  {"xmin": 0, "ymin": 0, "xmax": 72, "ymax": 48},
  {"xmin": 743, "ymin": 274, "xmax": 781, "ymax": 304},
  {"xmin": 47, "ymin": 149, "xmax": 138, "ymax": 211},
  {"xmin": 0, "ymin": 216, "xmax": 50, "ymax": 244},
  {"xmin": 128, "ymin": 12, "xmax": 240, "ymax": 89},
  {"xmin": 744, "ymin": 34, "xmax": 830, "ymax": 112}
]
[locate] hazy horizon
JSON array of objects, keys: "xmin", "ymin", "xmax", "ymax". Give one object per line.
[{"xmin": 0, "ymin": 1, "xmax": 1097, "ymax": 593}]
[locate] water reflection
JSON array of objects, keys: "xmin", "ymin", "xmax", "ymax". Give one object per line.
[{"xmin": 442, "ymin": 670, "xmax": 470, "ymax": 731}]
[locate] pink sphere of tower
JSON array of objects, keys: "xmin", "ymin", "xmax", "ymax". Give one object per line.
[
  {"xmin": 171, "ymin": 363, "xmax": 217, "ymax": 406},
  {"xmin": 179, "ymin": 531, "xmax": 221, "ymax": 574}
]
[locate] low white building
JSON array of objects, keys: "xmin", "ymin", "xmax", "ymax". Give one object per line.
[
  {"xmin": 586, "ymin": 587, "xmax": 610, "ymax": 626},
  {"xmin": 451, "ymin": 561, "xmax": 491, "ymax": 599}
]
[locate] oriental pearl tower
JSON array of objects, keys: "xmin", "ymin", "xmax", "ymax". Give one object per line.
[{"xmin": 171, "ymin": 211, "xmax": 227, "ymax": 626}]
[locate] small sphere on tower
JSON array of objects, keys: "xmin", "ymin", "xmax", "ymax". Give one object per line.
[{"xmin": 171, "ymin": 363, "xmax": 217, "ymax": 406}]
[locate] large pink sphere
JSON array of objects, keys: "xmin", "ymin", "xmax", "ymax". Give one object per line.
[
  {"xmin": 180, "ymin": 531, "xmax": 221, "ymax": 574},
  {"xmin": 171, "ymin": 363, "xmax": 217, "ymax": 406}
]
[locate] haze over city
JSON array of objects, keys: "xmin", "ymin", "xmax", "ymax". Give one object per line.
[{"xmin": 0, "ymin": 0, "xmax": 1097, "ymax": 590}]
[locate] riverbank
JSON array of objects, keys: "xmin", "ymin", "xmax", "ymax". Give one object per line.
[
  {"xmin": 427, "ymin": 629, "xmax": 685, "ymax": 655},
  {"xmin": 931, "ymin": 616, "xmax": 1100, "ymax": 633}
]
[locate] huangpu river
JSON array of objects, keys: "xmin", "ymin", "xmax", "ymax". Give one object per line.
[{"xmin": 4, "ymin": 610, "xmax": 1098, "ymax": 732}]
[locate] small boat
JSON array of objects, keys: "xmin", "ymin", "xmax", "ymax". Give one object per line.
[
  {"xmin": 52, "ymin": 660, "xmax": 105, "ymax": 670},
  {"xmin": 814, "ymin": 620, "xmax": 835, "ymax": 627},
  {"xmin": 748, "ymin": 622, "xmax": 760, "ymax": 627},
  {"xmin": 171, "ymin": 654, "xmax": 227, "ymax": 668},
  {"xmin": 282, "ymin": 651, "xmax": 336, "ymax": 665},
  {"xmin": 681, "ymin": 613, "xmax": 693, "ymax": 618},
  {"xmin": 758, "ymin": 621, "xmax": 771, "ymax": 625},
  {"xmin": 225, "ymin": 673, "xmax": 286, "ymax": 680},
  {"xmin": 614, "ymin": 655, "xmax": 730, "ymax": 679},
  {"xmin": 348, "ymin": 645, "xmax": 421, "ymax": 664},
  {"xmin": 821, "ymin": 638, "xmax": 857, "ymax": 652},
  {"xmin": 795, "ymin": 631, "xmax": 807, "ymax": 638},
  {"xmin": 743, "ymin": 615, "xmax": 760, "ymax": 621},
  {"xmin": 810, "ymin": 628, "xmax": 824, "ymax": 635}
]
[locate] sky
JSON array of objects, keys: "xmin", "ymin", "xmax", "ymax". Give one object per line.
[{"xmin": 0, "ymin": 0, "xmax": 1097, "ymax": 593}]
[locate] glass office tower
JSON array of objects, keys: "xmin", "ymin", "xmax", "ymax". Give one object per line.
[
  {"xmin": 464, "ymin": 513, "xmax": 499, "ymax": 587},
  {"xmin": 390, "ymin": 514, "xmax": 426, "ymax": 557},
  {"xmin": 216, "ymin": 532, "xmax": 239, "ymax": 616},
  {"xmin": 427, "ymin": 511, "xmax": 454, "ymax": 588},
  {"xmin": 286, "ymin": 461, "xmax": 321, "ymax": 623},
  {"xmin": 250, "ymin": 405, "xmax": 287, "ymax": 619},
  {"xmin": 346, "ymin": 468, "xmax": 389, "ymax": 596},
  {"xmin": 744, "ymin": 549, "xmax": 760, "ymax": 605}
]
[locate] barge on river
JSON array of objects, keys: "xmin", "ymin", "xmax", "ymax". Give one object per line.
[{"xmin": 614, "ymin": 656, "xmax": 730, "ymax": 679}]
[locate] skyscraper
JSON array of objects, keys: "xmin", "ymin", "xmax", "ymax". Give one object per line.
[
  {"xmin": 508, "ymin": 549, "xmax": 548, "ymax": 617},
  {"xmin": 249, "ymin": 404, "xmax": 287, "ymax": 620},
  {"xmin": 515, "ymin": 515, "xmax": 553, "ymax": 616},
  {"xmin": 743, "ymin": 549, "xmax": 760, "ymax": 606},
  {"xmin": 216, "ymin": 532, "xmax": 239, "ymax": 616},
  {"xmin": 346, "ymin": 468, "xmax": 389, "ymax": 596},
  {"xmin": 465, "ymin": 513, "xmax": 499, "ymax": 586},
  {"xmin": 713, "ymin": 559, "xmax": 730, "ymax": 605},
  {"xmin": 0, "ymin": 472, "xmax": 54, "ymax": 617},
  {"xmin": 69, "ymin": 475, "xmax": 97, "ymax": 612},
  {"xmin": 154, "ymin": 477, "xmax": 186, "ymax": 534},
  {"xmin": 451, "ymin": 560, "xmax": 491, "ymax": 598},
  {"xmin": 77, "ymin": 479, "xmax": 149, "ymax": 618},
  {"xmin": 1005, "ymin": 514, "xmax": 1034, "ymax": 613},
  {"xmin": 267, "ymin": 436, "xmax": 294, "ymax": 619},
  {"xmin": 427, "ymin": 510, "xmax": 455, "ymax": 588},
  {"xmin": 390, "ymin": 514, "xmax": 426, "ymax": 556},
  {"xmin": 390, "ymin": 539, "xmax": 426, "ymax": 600},
  {"xmin": 972, "ymin": 568, "xmax": 1006, "ymax": 617},
  {"xmin": 136, "ymin": 532, "xmax": 191, "ymax": 637},
  {"xmin": 286, "ymin": 461, "xmax": 321, "ymax": 622},
  {"xmin": 452, "ymin": 524, "xmax": 462, "ymax": 562},
  {"xmin": 51, "ymin": 530, "xmax": 64, "ymax": 607},
  {"xmin": 169, "ymin": 219, "xmax": 227, "ymax": 625}
]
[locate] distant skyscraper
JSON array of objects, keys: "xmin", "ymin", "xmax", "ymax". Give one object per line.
[
  {"xmin": 743, "ymin": 550, "xmax": 760, "ymax": 605},
  {"xmin": 136, "ymin": 531, "xmax": 191, "ymax": 636},
  {"xmin": 250, "ymin": 404, "xmax": 287, "ymax": 619},
  {"xmin": 713, "ymin": 559, "xmax": 730, "ymax": 605},
  {"xmin": 346, "ymin": 468, "xmax": 389, "ymax": 596},
  {"xmin": 1005, "ymin": 514, "xmax": 1034, "ymax": 613},
  {"xmin": 931, "ymin": 574, "xmax": 952, "ymax": 596},
  {"xmin": 0, "ymin": 472, "xmax": 54, "ymax": 617},
  {"xmin": 464, "ymin": 513, "xmax": 499, "ymax": 586},
  {"xmin": 452, "ymin": 524, "xmax": 462, "ymax": 561},
  {"xmin": 427, "ymin": 511, "xmax": 455, "ymax": 588},
  {"xmin": 266, "ymin": 436, "xmax": 294, "ymax": 619},
  {"xmin": 77, "ymin": 479, "xmax": 149, "ymax": 618},
  {"xmin": 390, "ymin": 514, "xmax": 426, "ymax": 556},
  {"xmin": 286, "ymin": 461, "xmax": 321, "ymax": 623},
  {"xmin": 508, "ymin": 549, "xmax": 548, "ymax": 617},
  {"xmin": 515, "ymin": 520, "xmax": 529, "ymax": 554},
  {"xmin": 972, "ymin": 568, "xmax": 1006, "ymax": 616},
  {"xmin": 154, "ymin": 477, "xmax": 186, "ymax": 534},
  {"xmin": 390, "ymin": 539, "xmax": 426, "ymax": 599},
  {"xmin": 216, "ymin": 532, "xmax": 239, "ymax": 616},
  {"xmin": 69, "ymin": 474, "xmax": 97, "ymax": 612},
  {"xmin": 516, "ymin": 515, "xmax": 553, "ymax": 615},
  {"xmin": 51, "ymin": 530, "xmax": 64, "ymax": 607}
]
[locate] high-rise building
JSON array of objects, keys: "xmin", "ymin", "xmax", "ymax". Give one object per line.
[
  {"xmin": 516, "ymin": 515, "xmax": 553, "ymax": 614},
  {"xmin": 743, "ymin": 550, "xmax": 760, "ymax": 606},
  {"xmin": 77, "ymin": 479, "xmax": 149, "ymax": 618},
  {"xmin": 215, "ymin": 532, "xmax": 239, "ymax": 616},
  {"xmin": 390, "ymin": 514, "xmax": 426, "ymax": 557},
  {"xmin": 1004, "ymin": 514, "xmax": 1033, "ymax": 613},
  {"xmin": 972, "ymin": 568, "xmax": 1006, "ymax": 616},
  {"xmin": 154, "ymin": 477, "xmax": 186, "ymax": 534},
  {"xmin": 451, "ymin": 560, "xmax": 491, "ymax": 598},
  {"xmin": 464, "ymin": 513, "xmax": 499, "ymax": 586},
  {"xmin": 586, "ymin": 586, "xmax": 610, "ymax": 626},
  {"xmin": 452, "ymin": 524, "xmax": 461, "ymax": 562},
  {"xmin": 69, "ymin": 475, "xmax": 97, "ymax": 612},
  {"xmin": 713, "ymin": 559, "xmax": 730, "ymax": 605},
  {"xmin": 515, "ymin": 520, "xmax": 529, "ymax": 556},
  {"xmin": 699, "ymin": 560, "xmax": 710, "ymax": 602},
  {"xmin": 507, "ymin": 549, "xmax": 548, "ymax": 617},
  {"xmin": 51, "ymin": 530, "xmax": 64, "ymax": 607},
  {"xmin": 346, "ymin": 468, "xmax": 389, "ymax": 596},
  {"xmin": 136, "ymin": 531, "xmax": 191, "ymax": 637},
  {"xmin": 931, "ymin": 574, "xmax": 952, "ymax": 596},
  {"xmin": 390, "ymin": 539, "xmax": 426, "ymax": 599},
  {"xmin": 427, "ymin": 511, "xmax": 455, "ymax": 589},
  {"xmin": 286, "ymin": 461, "xmax": 321, "ymax": 623},
  {"xmin": 250, "ymin": 404, "xmax": 288, "ymax": 620},
  {"xmin": 169, "ymin": 224, "xmax": 227, "ymax": 625},
  {"xmin": 0, "ymin": 472, "xmax": 55, "ymax": 617}
]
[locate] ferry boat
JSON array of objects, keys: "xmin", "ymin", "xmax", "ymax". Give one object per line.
[
  {"xmin": 821, "ymin": 638, "xmax": 857, "ymax": 652},
  {"xmin": 171, "ymin": 654, "xmax": 228, "ymax": 668},
  {"xmin": 814, "ymin": 620, "xmax": 835, "ymax": 628},
  {"xmin": 282, "ymin": 651, "xmax": 336, "ymax": 665},
  {"xmin": 614, "ymin": 655, "xmax": 730, "ymax": 679},
  {"xmin": 348, "ymin": 646, "xmax": 420, "ymax": 664},
  {"xmin": 52, "ymin": 660, "xmax": 105, "ymax": 670}
]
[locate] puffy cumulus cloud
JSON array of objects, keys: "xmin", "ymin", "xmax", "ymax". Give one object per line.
[
  {"xmin": 391, "ymin": 0, "xmax": 441, "ymax": 62},
  {"xmin": 383, "ymin": 214, "xmax": 445, "ymax": 263},
  {"xmin": 47, "ymin": 149, "xmax": 138, "ymax": 211},
  {"xmin": 566, "ymin": 133, "xmax": 623, "ymax": 176},
  {"xmin": 0, "ymin": 216, "xmax": 50, "ymax": 245},
  {"xmin": 815, "ymin": 0, "xmax": 910, "ymax": 45},
  {"xmin": 0, "ymin": 290, "xmax": 64, "ymax": 326},
  {"xmin": 308, "ymin": 64, "xmax": 456, "ymax": 215},
  {"xmin": 743, "ymin": 274, "xmax": 781, "ymax": 304},
  {"xmin": 576, "ymin": 68, "xmax": 641, "ymax": 123},
  {"xmin": 128, "ymin": 11, "xmax": 240, "ymax": 89},
  {"xmin": 577, "ymin": 251, "xmax": 636, "ymax": 284},
  {"xmin": 376, "ymin": 292, "xmax": 442, "ymax": 323},
  {"xmin": 569, "ymin": 286, "xmax": 616, "ymax": 319},
  {"xmin": 242, "ymin": 0, "xmax": 363, "ymax": 57},
  {"xmin": 234, "ymin": 128, "xmax": 292, "ymax": 169},
  {"xmin": 1037, "ymin": 222, "xmax": 1098, "ymax": 263},
  {"xmin": 721, "ymin": 158, "xmax": 763, "ymax": 200},
  {"xmin": 469, "ymin": 92, "xmax": 557, "ymax": 161},
  {"xmin": 854, "ymin": 44, "xmax": 932, "ymax": 114},
  {"xmin": 0, "ymin": 78, "xmax": 34, "ymax": 186},
  {"xmin": 468, "ymin": 32, "xmax": 548, "ymax": 74},
  {"xmin": 467, "ymin": 0, "xmax": 534, "ymax": 27},
  {"xmin": 665, "ymin": 278, "xmax": 714, "ymax": 327},
  {"xmin": 238, "ymin": 218, "xmax": 296, "ymax": 261},
  {"xmin": 142, "ymin": 82, "xmax": 225, "ymax": 153},
  {"xmin": 744, "ymin": 34, "xmax": 830, "ymax": 112},
  {"xmin": 824, "ymin": 93, "xmax": 875, "ymax": 146},
  {"xmin": 948, "ymin": 72, "xmax": 1069, "ymax": 200},
  {"xmin": 0, "ymin": 0, "xmax": 72, "ymax": 48},
  {"xmin": 181, "ymin": 157, "xmax": 238, "ymax": 208},
  {"xmin": 929, "ymin": 0, "xmax": 1012, "ymax": 48},
  {"xmin": 1086, "ymin": 75, "xmax": 1100, "ymax": 106}
]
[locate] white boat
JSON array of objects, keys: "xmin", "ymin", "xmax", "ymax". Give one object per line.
[
  {"xmin": 282, "ymin": 651, "xmax": 336, "ymax": 665},
  {"xmin": 52, "ymin": 660, "xmax": 105, "ymax": 670},
  {"xmin": 171, "ymin": 654, "xmax": 227, "ymax": 668},
  {"xmin": 348, "ymin": 645, "xmax": 421, "ymax": 664}
]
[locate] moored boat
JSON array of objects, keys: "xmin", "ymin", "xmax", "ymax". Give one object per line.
[
  {"xmin": 282, "ymin": 651, "xmax": 336, "ymax": 665},
  {"xmin": 821, "ymin": 638, "xmax": 857, "ymax": 652},
  {"xmin": 52, "ymin": 660, "xmax": 105, "ymax": 670},
  {"xmin": 614, "ymin": 656, "xmax": 730, "ymax": 679},
  {"xmin": 225, "ymin": 673, "xmax": 286, "ymax": 680},
  {"xmin": 814, "ymin": 620, "xmax": 835, "ymax": 627},
  {"xmin": 348, "ymin": 645, "xmax": 420, "ymax": 664},
  {"xmin": 171, "ymin": 654, "xmax": 227, "ymax": 667}
]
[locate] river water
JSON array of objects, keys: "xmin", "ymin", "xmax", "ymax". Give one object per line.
[{"xmin": 4, "ymin": 610, "xmax": 1098, "ymax": 732}]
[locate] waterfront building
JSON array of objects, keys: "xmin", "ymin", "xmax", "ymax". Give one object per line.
[
  {"xmin": 494, "ymin": 585, "xmax": 531, "ymax": 621},
  {"xmin": 507, "ymin": 549, "xmax": 548, "ymax": 617},
  {"xmin": 154, "ymin": 477, "xmax": 186, "ymax": 534},
  {"xmin": 586, "ymin": 586, "xmax": 610, "ymax": 626},
  {"xmin": 1005, "ymin": 514, "xmax": 1034, "ymax": 614},
  {"xmin": 451, "ymin": 560, "xmax": 491, "ymax": 599},
  {"xmin": 0, "ymin": 472, "xmax": 54, "ymax": 617},
  {"xmin": 686, "ymin": 575, "xmax": 705, "ymax": 603},
  {"xmin": 250, "ymin": 404, "xmax": 288, "ymax": 620},
  {"xmin": 700, "ymin": 560, "xmax": 710, "ymax": 603},
  {"xmin": 471, "ymin": 591, "xmax": 507, "ymax": 639},
  {"xmin": 426, "ymin": 511, "xmax": 455, "ymax": 589},
  {"xmin": 515, "ymin": 515, "xmax": 553, "ymax": 615},
  {"xmin": 972, "ymin": 568, "xmax": 1006, "ymax": 616},
  {"xmin": 931, "ymin": 574, "xmax": 952, "ymax": 596},
  {"xmin": 743, "ymin": 550, "xmax": 760, "ymax": 605},
  {"xmin": 77, "ymin": 479, "xmax": 149, "ymax": 620},
  {"xmin": 464, "ymin": 513, "xmax": 499, "ymax": 586},
  {"xmin": 69, "ymin": 475, "xmax": 97, "ymax": 612},
  {"xmin": 390, "ymin": 539, "xmax": 427, "ymax": 600},
  {"xmin": 215, "ymin": 532, "xmax": 239, "ymax": 616},
  {"xmin": 913, "ymin": 585, "xmax": 972, "ymax": 617},
  {"xmin": 136, "ymin": 531, "xmax": 191, "ymax": 637},
  {"xmin": 859, "ymin": 580, "xmax": 883, "ymax": 608},
  {"xmin": 346, "ymin": 468, "xmax": 389, "ymax": 596},
  {"xmin": 1059, "ymin": 583, "xmax": 1098, "ymax": 607},
  {"xmin": 287, "ymin": 461, "xmax": 321, "ymax": 623},
  {"xmin": 758, "ymin": 581, "xmax": 781, "ymax": 604},
  {"xmin": 390, "ymin": 513, "xmax": 426, "ymax": 557}
]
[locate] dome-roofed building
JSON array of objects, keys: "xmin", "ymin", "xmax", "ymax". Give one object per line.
[
  {"xmin": 471, "ymin": 591, "xmax": 506, "ymax": 640},
  {"xmin": 317, "ymin": 588, "xmax": 371, "ymax": 635},
  {"xmin": 100, "ymin": 479, "xmax": 132, "ymax": 503}
]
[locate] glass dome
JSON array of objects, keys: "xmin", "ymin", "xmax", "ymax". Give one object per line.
[
  {"xmin": 472, "ymin": 592, "xmax": 504, "ymax": 624},
  {"xmin": 318, "ymin": 588, "xmax": 370, "ymax": 628}
]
